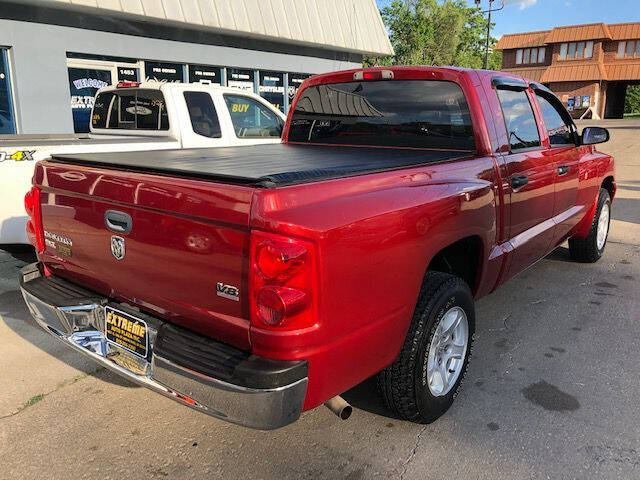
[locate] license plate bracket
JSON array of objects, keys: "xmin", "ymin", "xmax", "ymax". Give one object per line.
[{"xmin": 104, "ymin": 306, "xmax": 149, "ymax": 358}]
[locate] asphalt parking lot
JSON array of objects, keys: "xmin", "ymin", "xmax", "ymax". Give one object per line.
[{"xmin": 1, "ymin": 120, "xmax": 639, "ymax": 480}]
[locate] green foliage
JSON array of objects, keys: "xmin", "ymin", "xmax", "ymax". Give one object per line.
[
  {"xmin": 365, "ymin": 0, "xmax": 501, "ymax": 70},
  {"xmin": 624, "ymin": 84, "xmax": 640, "ymax": 114}
]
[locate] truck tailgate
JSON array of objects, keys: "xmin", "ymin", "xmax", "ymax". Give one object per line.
[{"xmin": 35, "ymin": 160, "xmax": 253, "ymax": 350}]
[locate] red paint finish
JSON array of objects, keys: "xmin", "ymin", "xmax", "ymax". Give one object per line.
[{"xmin": 33, "ymin": 67, "xmax": 615, "ymax": 413}]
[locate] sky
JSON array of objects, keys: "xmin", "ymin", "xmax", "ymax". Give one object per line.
[{"xmin": 374, "ymin": 0, "xmax": 640, "ymax": 38}]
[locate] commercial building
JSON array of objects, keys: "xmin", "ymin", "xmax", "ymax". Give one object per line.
[
  {"xmin": 0, "ymin": 0, "xmax": 392, "ymax": 134},
  {"xmin": 496, "ymin": 22, "xmax": 640, "ymax": 119}
]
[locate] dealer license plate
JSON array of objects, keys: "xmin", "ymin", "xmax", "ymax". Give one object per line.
[{"xmin": 104, "ymin": 306, "xmax": 149, "ymax": 358}]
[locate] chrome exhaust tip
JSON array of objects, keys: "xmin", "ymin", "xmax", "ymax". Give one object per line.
[{"xmin": 324, "ymin": 395, "xmax": 352, "ymax": 420}]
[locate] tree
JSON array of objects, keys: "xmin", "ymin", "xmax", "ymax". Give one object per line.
[
  {"xmin": 365, "ymin": 0, "xmax": 502, "ymax": 70},
  {"xmin": 624, "ymin": 84, "xmax": 640, "ymax": 115}
]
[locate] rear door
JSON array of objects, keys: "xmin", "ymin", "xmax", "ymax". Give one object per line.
[
  {"xmin": 532, "ymin": 89, "xmax": 582, "ymax": 245},
  {"xmin": 494, "ymin": 84, "xmax": 556, "ymax": 278}
]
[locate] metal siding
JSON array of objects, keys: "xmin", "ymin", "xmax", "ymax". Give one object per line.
[
  {"xmin": 269, "ymin": 0, "xmax": 291, "ymax": 39},
  {"xmin": 197, "ymin": 0, "xmax": 220, "ymax": 28},
  {"xmin": 294, "ymin": 1, "xmax": 314, "ymax": 44},
  {"xmin": 257, "ymin": 0, "xmax": 278, "ymax": 38},
  {"xmin": 140, "ymin": 0, "xmax": 165, "ymax": 18},
  {"xmin": 28, "ymin": 0, "xmax": 392, "ymax": 55},
  {"xmin": 179, "ymin": 0, "xmax": 203, "ymax": 24},
  {"xmin": 120, "ymin": 0, "xmax": 145, "ymax": 15},
  {"xmin": 162, "ymin": 0, "xmax": 185, "ymax": 22},
  {"xmin": 96, "ymin": 0, "xmax": 122, "ymax": 10}
]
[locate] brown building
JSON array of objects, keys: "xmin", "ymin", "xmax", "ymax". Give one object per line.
[{"xmin": 496, "ymin": 22, "xmax": 640, "ymax": 119}]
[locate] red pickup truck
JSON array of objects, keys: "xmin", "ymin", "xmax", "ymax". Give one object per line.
[{"xmin": 20, "ymin": 66, "xmax": 615, "ymax": 430}]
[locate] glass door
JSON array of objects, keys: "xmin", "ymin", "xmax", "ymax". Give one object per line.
[{"xmin": 0, "ymin": 48, "xmax": 16, "ymax": 134}]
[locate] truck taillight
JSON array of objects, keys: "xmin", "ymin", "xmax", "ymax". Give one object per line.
[
  {"xmin": 250, "ymin": 232, "xmax": 318, "ymax": 330},
  {"xmin": 24, "ymin": 186, "xmax": 45, "ymax": 253}
]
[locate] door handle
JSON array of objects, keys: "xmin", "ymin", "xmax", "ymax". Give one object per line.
[
  {"xmin": 511, "ymin": 175, "xmax": 529, "ymax": 189},
  {"xmin": 104, "ymin": 210, "xmax": 132, "ymax": 234},
  {"xmin": 557, "ymin": 165, "xmax": 570, "ymax": 176}
]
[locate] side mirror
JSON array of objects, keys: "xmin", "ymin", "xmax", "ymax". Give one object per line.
[{"xmin": 581, "ymin": 126, "xmax": 609, "ymax": 145}]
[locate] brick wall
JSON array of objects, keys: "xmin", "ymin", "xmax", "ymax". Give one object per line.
[{"xmin": 548, "ymin": 81, "xmax": 601, "ymax": 118}]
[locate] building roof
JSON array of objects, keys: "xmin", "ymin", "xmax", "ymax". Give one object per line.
[
  {"xmin": 606, "ymin": 62, "xmax": 640, "ymax": 81},
  {"xmin": 496, "ymin": 21, "xmax": 640, "ymax": 51},
  {"xmin": 501, "ymin": 66, "xmax": 548, "ymax": 82},
  {"xmin": 609, "ymin": 22, "xmax": 640, "ymax": 40},
  {"xmin": 495, "ymin": 31, "xmax": 549, "ymax": 50},
  {"xmin": 47, "ymin": 0, "xmax": 394, "ymax": 56},
  {"xmin": 544, "ymin": 23, "xmax": 612, "ymax": 44},
  {"xmin": 540, "ymin": 63, "xmax": 608, "ymax": 83}
]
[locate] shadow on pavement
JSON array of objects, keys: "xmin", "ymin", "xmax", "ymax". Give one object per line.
[
  {"xmin": 0, "ymin": 275, "xmax": 138, "ymax": 390},
  {"xmin": 342, "ymin": 375, "xmax": 399, "ymax": 420},
  {"xmin": 612, "ymin": 197, "xmax": 640, "ymax": 225},
  {"xmin": 1, "ymin": 244, "xmax": 37, "ymax": 264}
]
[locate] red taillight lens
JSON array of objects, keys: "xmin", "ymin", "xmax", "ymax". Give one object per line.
[
  {"xmin": 250, "ymin": 231, "xmax": 318, "ymax": 330},
  {"xmin": 257, "ymin": 286, "xmax": 309, "ymax": 326},
  {"xmin": 24, "ymin": 186, "xmax": 44, "ymax": 253},
  {"xmin": 256, "ymin": 241, "xmax": 307, "ymax": 280},
  {"xmin": 24, "ymin": 189, "xmax": 35, "ymax": 217}
]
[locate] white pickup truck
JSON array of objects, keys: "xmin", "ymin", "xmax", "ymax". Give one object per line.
[{"xmin": 0, "ymin": 81, "xmax": 286, "ymax": 243}]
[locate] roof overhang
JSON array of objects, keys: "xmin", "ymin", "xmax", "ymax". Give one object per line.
[{"xmin": 6, "ymin": 0, "xmax": 394, "ymax": 57}]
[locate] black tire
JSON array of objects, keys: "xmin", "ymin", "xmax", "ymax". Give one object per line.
[
  {"xmin": 568, "ymin": 188, "xmax": 611, "ymax": 263},
  {"xmin": 378, "ymin": 271, "xmax": 475, "ymax": 423}
]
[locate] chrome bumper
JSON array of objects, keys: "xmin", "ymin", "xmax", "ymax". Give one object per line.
[{"xmin": 19, "ymin": 263, "xmax": 307, "ymax": 430}]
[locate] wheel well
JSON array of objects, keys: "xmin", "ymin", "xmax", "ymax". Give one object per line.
[
  {"xmin": 427, "ymin": 236, "xmax": 482, "ymax": 293},
  {"xmin": 602, "ymin": 176, "xmax": 615, "ymax": 199}
]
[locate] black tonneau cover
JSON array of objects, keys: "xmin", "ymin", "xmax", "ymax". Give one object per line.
[{"xmin": 50, "ymin": 143, "xmax": 472, "ymax": 188}]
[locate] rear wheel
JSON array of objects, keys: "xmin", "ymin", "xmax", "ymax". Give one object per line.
[
  {"xmin": 569, "ymin": 188, "xmax": 611, "ymax": 263},
  {"xmin": 378, "ymin": 271, "xmax": 475, "ymax": 423}
]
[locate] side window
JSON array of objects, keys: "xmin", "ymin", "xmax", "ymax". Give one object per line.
[
  {"xmin": 223, "ymin": 94, "xmax": 282, "ymax": 138},
  {"xmin": 497, "ymin": 89, "xmax": 541, "ymax": 151},
  {"xmin": 535, "ymin": 93, "xmax": 576, "ymax": 146},
  {"xmin": 184, "ymin": 91, "xmax": 221, "ymax": 138}
]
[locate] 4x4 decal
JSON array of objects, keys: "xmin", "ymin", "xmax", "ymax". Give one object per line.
[{"xmin": 0, "ymin": 150, "xmax": 36, "ymax": 162}]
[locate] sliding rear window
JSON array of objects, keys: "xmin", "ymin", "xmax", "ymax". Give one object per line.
[
  {"xmin": 288, "ymin": 80, "xmax": 474, "ymax": 150},
  {"xmin": 92, "ymin": 89, "xmax": 169, "ymax": 131}
]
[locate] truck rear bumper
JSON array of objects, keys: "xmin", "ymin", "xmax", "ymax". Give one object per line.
[{"xmin": 19, "ymin": 263, "xmax": 307, "ymax": 430}]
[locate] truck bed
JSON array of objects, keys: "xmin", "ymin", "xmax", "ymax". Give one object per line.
[{"xmin": 50, "ymin": 143, "xmax": 473, "ymax": 188}]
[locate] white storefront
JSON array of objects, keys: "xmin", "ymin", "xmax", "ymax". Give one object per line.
[{"xmin": 0, "ymin": 0, "xmax": 392, "ymax": 134}]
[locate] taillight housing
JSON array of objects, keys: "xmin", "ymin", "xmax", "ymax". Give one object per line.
[
  {"xmin": 250, "ymin": 231, "xmax": 318, "ymax": 330},
  {"xmin": 24, "ymin": 186, "xmax": 45, "ymax": 253}
]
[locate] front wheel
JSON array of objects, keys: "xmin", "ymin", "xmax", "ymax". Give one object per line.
[
  {"xmin": 569, "ymin": 188, "xmax": 611, "ymax": 263},
  {"xmin": 378, "ymin": 272, "xmax": 475, "ymax": 423}
]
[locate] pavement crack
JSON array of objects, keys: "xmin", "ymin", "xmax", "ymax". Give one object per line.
[
  {"xmin": 0, "ymin": 367, "xmax": 104, "ymax": 421},
  {"xmin": 399, "ymin": 424, "xmax": 428, "ymax": 480}
]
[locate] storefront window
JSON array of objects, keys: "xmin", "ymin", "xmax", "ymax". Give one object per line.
[
  {"xmin": 68, "ymin": 67, "xmax": 112, "ymax": 133},
  {"xmin": 144, "ymin": 61, "xmax": 184, "ymax": 82},
  {"xmin": 188, "ymin": 65, "xmax": 222, "ymax": 85},
  {"xmin": 287, "ymin": 73, "xmax": 311, "ymax": 107},
  {"xmin": 259, "ymin": 71, "xmax": 285, "ymax": 112},
  {"xmin": 0, "ymin": 48, "xmax": 16, "ymax": 134},
  {"xmin": 227, "ymin": 68, "xmax": 255, "ymax": 92}
]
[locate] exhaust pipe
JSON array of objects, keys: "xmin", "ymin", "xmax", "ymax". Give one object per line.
[{"xmin": 324, "ymin": 395, "xmax": 352, "ymax": 420}]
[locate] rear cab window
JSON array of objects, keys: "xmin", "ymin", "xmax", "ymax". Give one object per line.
[
  {"xmin": 92, "ymin": 89, "xmax": 169, "ymax": 131},
  {"xmin": 223, "ymin": 94, "xmax": 283, "ymax": 139},
  {"xmin": 287, "ymin": 80, "xmax": 475, "ymax": 150}
]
